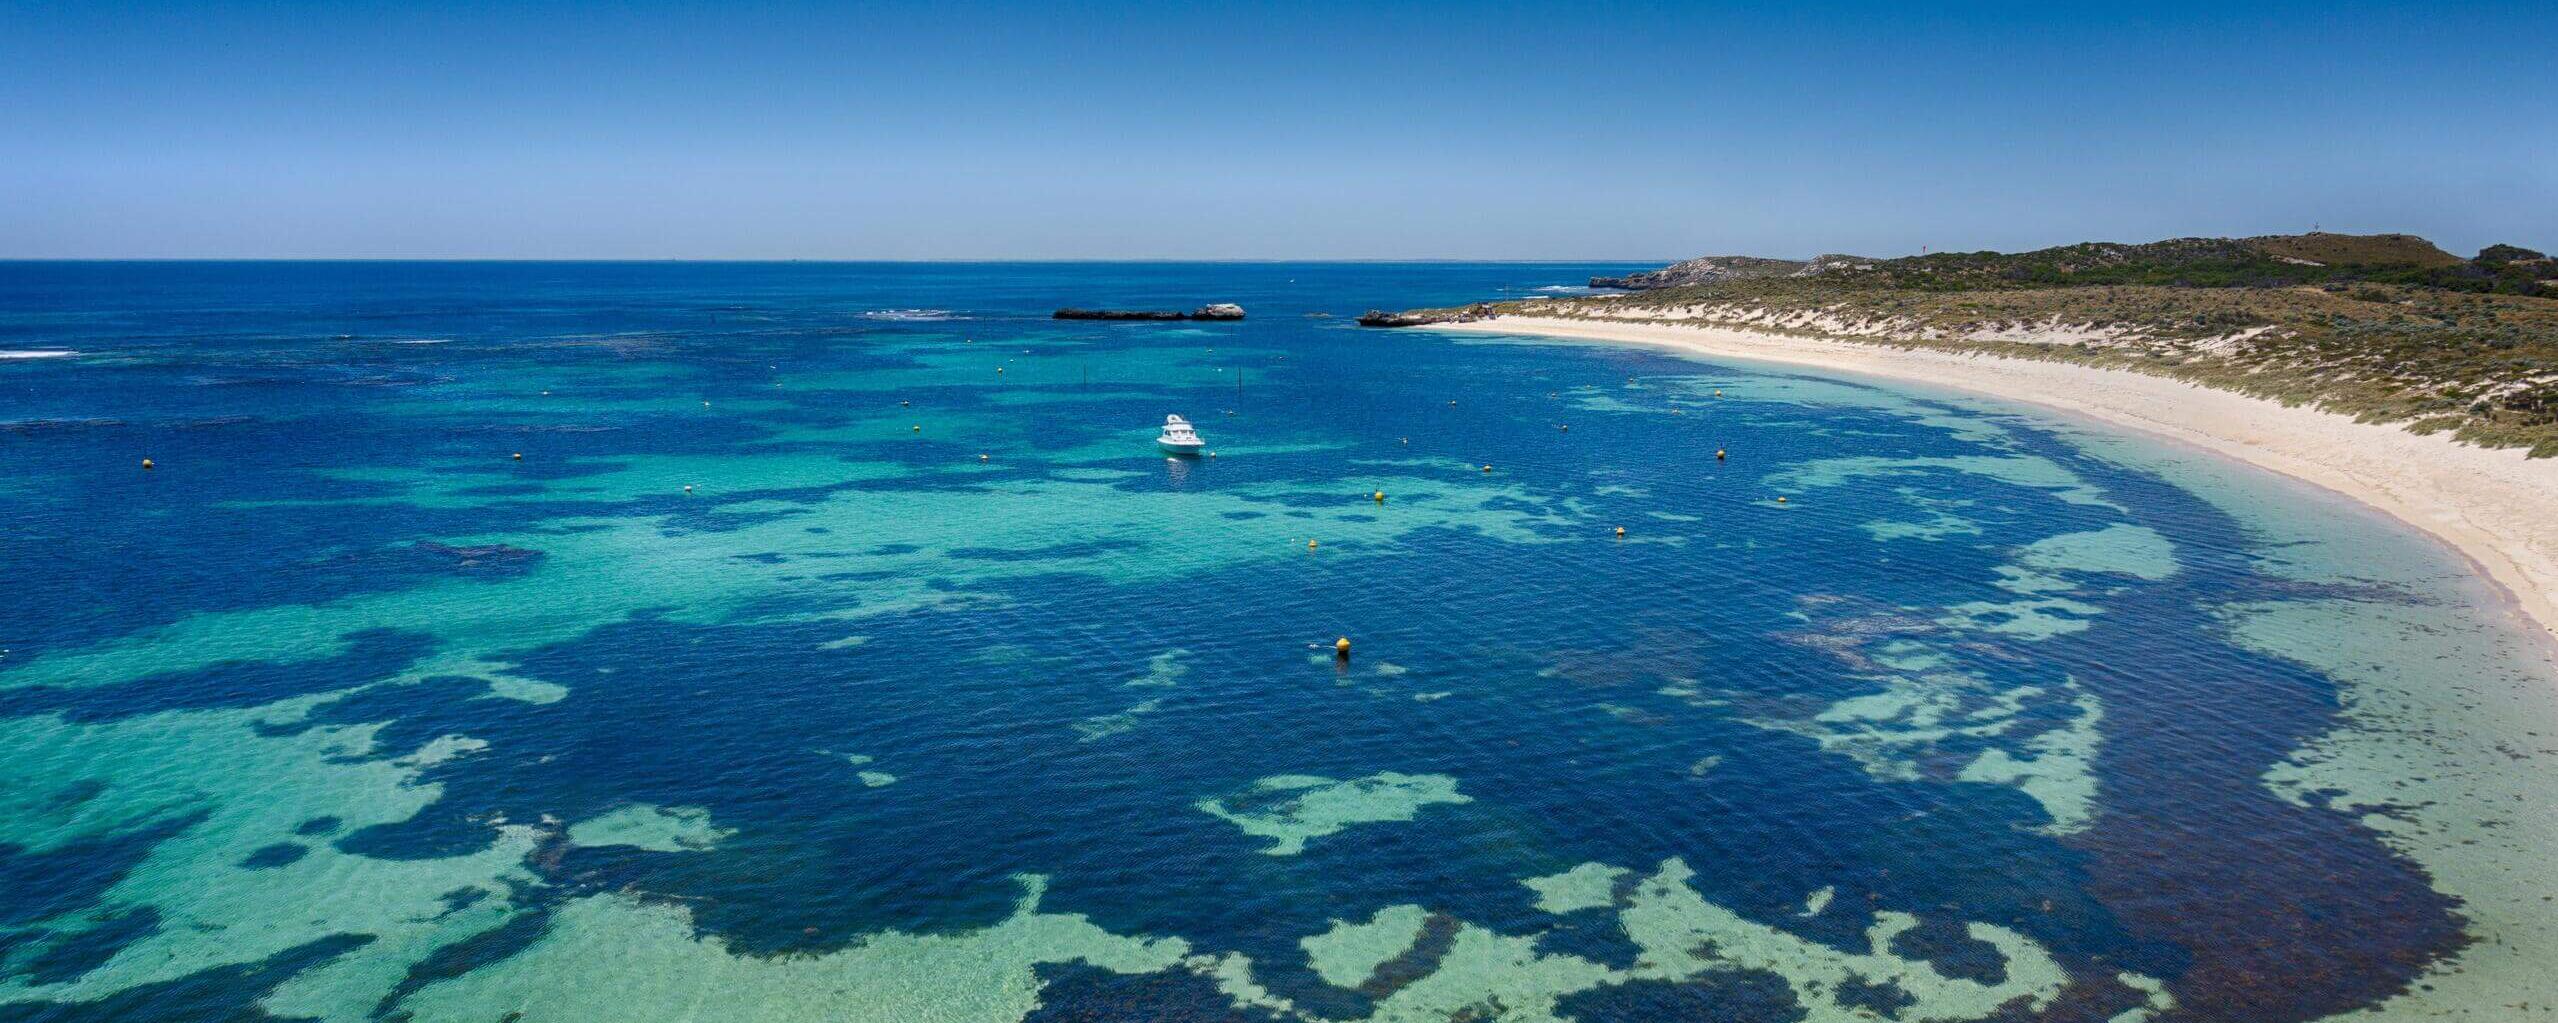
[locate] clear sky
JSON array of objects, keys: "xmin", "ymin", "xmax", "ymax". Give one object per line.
[{"xmin": 4, "ymin": 1, "xmax": 2551, "ymax": 260}]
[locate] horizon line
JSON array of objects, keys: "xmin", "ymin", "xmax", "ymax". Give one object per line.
[{"xmin": 0, "ymin": 256, "xmax": 1688, "ymax": 266}]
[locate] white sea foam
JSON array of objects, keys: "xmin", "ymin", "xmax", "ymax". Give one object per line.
[
  {"xmin": 0, "ymin": 349, "xmax": 77, "ymax": 359},
  {"xmin": 859, "ymin": 308, "xmax": 963, "ymax": 321}
]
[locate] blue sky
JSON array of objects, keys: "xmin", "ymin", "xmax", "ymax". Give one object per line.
[{"xmin": 4, "ymin": 1, "xmax": 2551, "ymax": 259}]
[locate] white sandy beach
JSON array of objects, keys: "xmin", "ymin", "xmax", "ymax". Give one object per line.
[{"xmin": 1424, "ymin": 316, "xmax": 2558, "ymax": 649}]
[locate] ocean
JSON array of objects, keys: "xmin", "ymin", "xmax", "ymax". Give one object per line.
[{"xmin": 2, "ymin": 261, "xmax": 2553, "ymax": 1023}]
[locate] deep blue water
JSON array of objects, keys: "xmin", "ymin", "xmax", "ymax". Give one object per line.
[{"xmin": 0, "ymin": 262, "xmax": 2506, "ymax": 1022}]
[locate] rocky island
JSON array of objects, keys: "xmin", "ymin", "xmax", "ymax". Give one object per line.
[{"xmin": 1054, "ymin": 303, "xmax": 1245, "ymax": 321}]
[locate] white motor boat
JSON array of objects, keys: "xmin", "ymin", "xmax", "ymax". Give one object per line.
[{"xmin": 1158, "ymin": 414, "xmax": 1205, "ymax": 456}]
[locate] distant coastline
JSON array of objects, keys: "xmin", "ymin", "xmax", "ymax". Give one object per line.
[{"xmin": 1424, "ymin": 315, "xmax": 2558, "ymax": 651}]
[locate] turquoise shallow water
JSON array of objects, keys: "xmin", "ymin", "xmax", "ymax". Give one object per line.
[{"xmin": 2, "ymin": 262, "xmax": 2554, "ymax": 1022}]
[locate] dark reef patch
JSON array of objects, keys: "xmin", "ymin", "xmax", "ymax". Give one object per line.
[
  {"xmin": 0, "ymin": 813, "xmax": 207, "ymax": 928},
  {"xmin": 0, "ymin": 934, "xmax": 369, "ymax": 1023},
  {"xmin": 17, "ymin": 909, "xmax": 161, "ymax": 986},
  {"xmin": 1024, "ymin": 962, "xmax": 1288, "ymax": 1022},
  {"xmin": 239, "ymin": 843, "xmax": 309, "ymax": 869},
  {"xmin": 1555, "ymin": 972, "xmax": 1807, "ymax": 1022}
]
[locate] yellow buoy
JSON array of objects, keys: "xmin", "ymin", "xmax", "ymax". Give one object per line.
[
  {"xmin": 1207, "ymin": 451, "xmax": 1217, "ymax": 458},
  {"xmin": 140, "ymin": 458, "xmax": 155, "ymax": 470},
  {"xmin": 1714, "ymin": 389, "xmax": 1723, "ymax": 397},
  {"xmin": 1307, "ymin": 540, "xmax": 1318, "ymax": 550},
  {"xmin": 1373, "ymin": 491, "xmax": 1385, "ymax": 503},
  {"xmin": 1481, "ymin": 464, "xmax": 1492, "ymax": 473},
  {"xmin": 1335, "ymin": 636, "xmax": 1352, "ymax": 657},
  {"xmin": 912, "ymin": 425, "xmax": 921, "ymax": 433},
  {"xmin": 512, "ymin": 452, "xmax": 523, "ymax": 461},
  {"xmin": 979, "ymin": 453, "xmax": 989, "ymax": 462},
  {"xmin": 1777, "ymin": 496, "xmax": 1788, "ymax": 503},
  {"xmin": 1615, "ymin": 526, "xmax": 1626, "ymax": 537},
  {"xmin": 996, "ymin": 367, "xmax": 1004, "ymax": 374},
  {"xmin": 1716, "ymin": 449, "xmax": 1727, "ymax": 460}
]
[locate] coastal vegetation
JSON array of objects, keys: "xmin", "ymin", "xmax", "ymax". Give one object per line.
[{"xmin": 1387, "ymin": 233, "xmax": 2558, "ymax": 455}]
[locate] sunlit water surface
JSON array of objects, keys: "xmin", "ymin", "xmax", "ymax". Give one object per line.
[{"xmin": 2, "ymin": 262, "xmax": 2553, "ymax": 1023}]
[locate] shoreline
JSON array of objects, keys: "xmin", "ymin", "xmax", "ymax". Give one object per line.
[{"xmin": 1421, "ymin": 315, "xmax": 2558, "ymax": 651}]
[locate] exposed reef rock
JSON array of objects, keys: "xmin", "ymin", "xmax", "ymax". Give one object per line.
[
  {"xmin": 1053, "ymin": 304, "xmax": 1245, "ymax": 321},
  {"xmin": 1357, "ymin": 304, "xmax": 1496, "ymax": 328}
]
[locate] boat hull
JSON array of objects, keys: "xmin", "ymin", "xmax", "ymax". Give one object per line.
[{"xmin": 1159, "ymin": 439, "xmax": 1204, "ymax": 457}]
